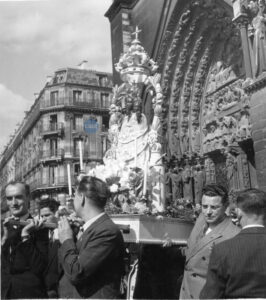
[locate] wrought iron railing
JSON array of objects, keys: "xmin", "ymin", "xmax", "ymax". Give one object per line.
[
  {"xmin": 40, "ymin": 148, "xmax": 64, "ymax": 159},
  {"xmin": 42, "ymin": 122, "xmax": 64, "ymax": 133}
]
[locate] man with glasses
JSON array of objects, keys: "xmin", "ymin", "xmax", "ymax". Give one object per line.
[
  {"xmin": 200, "ymin": 188, "xmax": 266, "ymax": 298},
  {"xmin": 57, "ymin": 176, "xmax": 125, "ymax": 299},
  {"xmin": 179, "ymin": 184, "xmax": 240, "ymax": 299},
  {"xmin": 1, "ymin": 181, "xmax": 48, "ymax": 299}
]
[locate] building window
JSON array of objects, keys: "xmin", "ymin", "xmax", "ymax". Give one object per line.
[
  {"xmin": 50, "ymin": 91, "xmax": 58, "ymax": 106},
  {"xmin": 73, "ymin": 90, "xmax": 82, "ymax": 102},
  {"xmin": 49, "ymin": 114, "xmax": 57, "ymax": 131},
  {"xmin": 102, "ymin": 115, "xmax": 109, "ymax": 132},
  {"xmin": 50, "ymin": 138, "xmax": 58, "ymax": 156},
  {"xmin": 101, "ymin": 93, "xmax": 109, "ymax": 108},
  {"xmin": 73, "ymin": 139, "xmax": 80, "ymax": 156},
  {"xmin": 73, "ymin": 115, "xmax": 83, "ymax": 131},
  {"xmin": 98, "ymin": 75, "xmax": 108, "ymax": 87}
]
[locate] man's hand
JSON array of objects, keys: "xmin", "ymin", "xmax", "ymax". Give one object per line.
[
  {"xmin": 1, "ymin": 216, "xmax": 15, "ymax": 246},
  {"xmin": 21, "ymin": 218, "xmax": 44, "ymax": 238},
  {"xmin": 58, "ymin": 216, "xmax": 73, "ymax": 244}
]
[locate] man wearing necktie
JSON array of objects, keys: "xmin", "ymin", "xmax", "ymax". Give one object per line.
[
  {"xmin": 57, "ymin": 176, "xmax": 125, "ymax": 299},
  {"xmin": 179, "ymin": 184, "xmax": 240, "ymax": 299},
  {"xmin": 1, "ymin": 181, "xmax": 48, "ymax": 299},
  {"xmin": 200, "ymin": 188, "xmax": 266, "ymax": 298}
]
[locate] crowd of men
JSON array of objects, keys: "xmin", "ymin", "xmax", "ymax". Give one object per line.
[{"xmin": 1, "ymin": 178, "xmax": 266, "ymax": 299}]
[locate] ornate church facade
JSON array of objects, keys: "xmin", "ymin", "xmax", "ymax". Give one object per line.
[{"xmin": 106, "ymin": 0, "xmax": 266, "ymax": 203}]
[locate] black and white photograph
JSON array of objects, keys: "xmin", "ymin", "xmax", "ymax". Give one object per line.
[{"xmin": 1, "ymin": 0, "xmax": 266, "ymax": 299}]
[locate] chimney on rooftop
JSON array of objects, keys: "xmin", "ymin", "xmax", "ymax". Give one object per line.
[
  {"xmin": 34, "ymin": 93, "xmax": 39, "ymax": 100},
  {"xmin": 46, "ymin": 76, "xmax": 52, "ymax": 84},
  {"xmin": 78, "ymin": 60, "xmax": 89, "ymax": 70}
]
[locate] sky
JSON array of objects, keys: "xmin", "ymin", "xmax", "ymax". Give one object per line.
[{"xmin": 0, "ymin": 0, "xmax": 113, "ymax": 154}]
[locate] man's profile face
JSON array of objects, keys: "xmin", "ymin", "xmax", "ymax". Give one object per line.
[
  {"xmin": 202, "ymin": 195, "xmax": 226, "ymax": 226},
  {"xmin": 40, "ymin": 207, "xmax": 57, "ymax": 223},
  {"xmin": 5, "ymin": 183, "xmax": 29, "ymax": 218}
]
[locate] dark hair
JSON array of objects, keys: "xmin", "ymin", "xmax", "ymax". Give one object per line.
[
  {"xmin": 5, "ymin": 181, "xmax": 30, "ymax": 197},
  {"xmin": 77, "ymin": 176, "xmax": 110, "ymax": 209},
  {"xmin": 237, "ymin": 188, "xmax": 266, "ymax": 216},
  {"xmin": 39, "ymin": 198, "xmax": 60, "ymax": 213},
  {"xmin": 202, "ymin": 184, "xmax": 228, "ymax": 206}
]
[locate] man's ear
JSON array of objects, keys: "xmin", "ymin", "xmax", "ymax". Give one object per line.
[
  {"xmin": 82, "ymin": 195, "xmax": 85, "ymax": 207},
  {"xmin": 236, "ymin": 207, "xmax": 243, "ymax": 220}
]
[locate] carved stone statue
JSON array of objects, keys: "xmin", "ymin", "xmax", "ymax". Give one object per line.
[
  {"xmin": 205, "ymin": 157, "xmax": 216, "ymax": 184},
  {"xmin": 226, "ymin": 152, "xmax": 239, "ymax": 192},
  {"xmin": 180, "ymin": 128, "xmax": 189, "ymax": 155},
  {"xmin": 249, "ymin": 0, "xmax": 266, "ymax": 77},
  {"xmin": 170, "ymin": 167, "xmax": 183, "ymax": 200},
  {"xmin": 191, "ymin": 124, "xmax": 201, "ymax": 154},
  {"xmin": 193, "ymin": 164, "xmax": 206, "ymax": 204},
  {"xmin": 182, "ymin": 165, "xmax": 193, "ymax": 201}
]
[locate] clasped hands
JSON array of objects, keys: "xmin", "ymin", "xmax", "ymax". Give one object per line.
[{"xmin": 1, "ymin": 217, "xmax": 45, "ymax": 246}]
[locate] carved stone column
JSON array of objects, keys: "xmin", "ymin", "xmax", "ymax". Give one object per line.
[{"xmin": 245, "ymin": 75, "xmax": 266, "ymax": 191}]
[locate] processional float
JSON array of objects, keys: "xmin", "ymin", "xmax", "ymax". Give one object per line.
[{"xmin": 86, "ymin": 27, "xmax": 194, "ymax": 245}]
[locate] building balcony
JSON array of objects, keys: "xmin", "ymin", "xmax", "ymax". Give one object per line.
[
  {"xmin": 30, "ymin": 175, "xmax": 77, "ymax": 191},
  {"xmin": 40, "ymin": 148, "xmax": 64, "ymax": 161},
  {"xmin": 41, "ymin": 97, "xmax": 110, "ymax": 110},
  {"xmin": 41, "ymin": 122, "xmax": 64, "ymax": 137}
]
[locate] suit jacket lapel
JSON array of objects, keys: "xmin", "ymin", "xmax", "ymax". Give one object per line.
[
  {"xmin": 187, "ymin": 216, "xmax": 229, "ymax": 261},
  {"xmin": 78, "ymin": 213, "xmax": 109, "ymax": 250}
]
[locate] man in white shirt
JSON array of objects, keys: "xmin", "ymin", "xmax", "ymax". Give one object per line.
[
  {"xmin": 200, "ymin": 188, "xmax": 266, "ymax": 299},
  {"xmin": 57, "ymin": 176, "xmax": 125, "ymax": 299}
]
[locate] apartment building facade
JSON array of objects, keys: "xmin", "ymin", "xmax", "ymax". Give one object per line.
[{"xmin": 0, "ymin": 64, "xmax": 112, "ymax": 215}]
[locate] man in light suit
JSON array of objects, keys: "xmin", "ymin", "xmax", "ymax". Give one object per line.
[
  {"xmin": 200, "ymin": 188, "xmax": 266, "ymax": 299},
  {"xmin": 179, "ymin": 184, "xmax": 240, "ymax": 299},
  {"xmin": 57, "ymin": 176, "xmax": 125, "ymax": 299}
]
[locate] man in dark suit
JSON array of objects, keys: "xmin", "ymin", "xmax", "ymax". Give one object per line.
[
  {"xmin": 200, "ymin": 188, "xmax": 266, "ymax": 299},
  {"xmin": 1, "ymin": 181, "xmax": 48, "ymax": 299},
  {"xmin": 57, "ymin": 175, "xmax": 125, "ymax": 299},
  {"xmin": 39, "ymin": 198, "xmax": 60, "ymax": 298}
]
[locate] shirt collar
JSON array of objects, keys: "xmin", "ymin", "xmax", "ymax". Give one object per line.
[
  {"xmin": 242, "ymin": 224, "xmax": 265, "ymax": 229},
  {"xmin": 82, "ymin": 212, "xmax": 105, "ymax": 232},
  {"xmin": 13, "ymin": 212, "xmax": 29, "ymax": 221}
]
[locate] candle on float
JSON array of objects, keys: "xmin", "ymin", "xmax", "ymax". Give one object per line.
[
  {"xmin": 79, "ymin": 140, "xmax": 83, "ymax": 171},
  {"xmin": 134, "ymin": 137, "xmax": 137, "ymax": 168},
  {"xmin": 143, "ymin": 159, "xmax": 148, "ymax": 196},
  {"xmin": 67, "ymin": 163, "xmax": 72, "ymax": 196}
]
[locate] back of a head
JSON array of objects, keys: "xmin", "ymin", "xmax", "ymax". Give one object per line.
[
  {"xmin": 39, "ymin": 198, "xmax": 60, "ymax": 213},
  {"xmin": 77, "ymin": 176, "xmax": 111, "ymax": 209},
  {"xmin": 237, "ymin": 188, "xmax": 266, "ymax": 216},
  {"xmin": 202, "ymin": 184, "xmax": 228, "ymax": 206}
]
